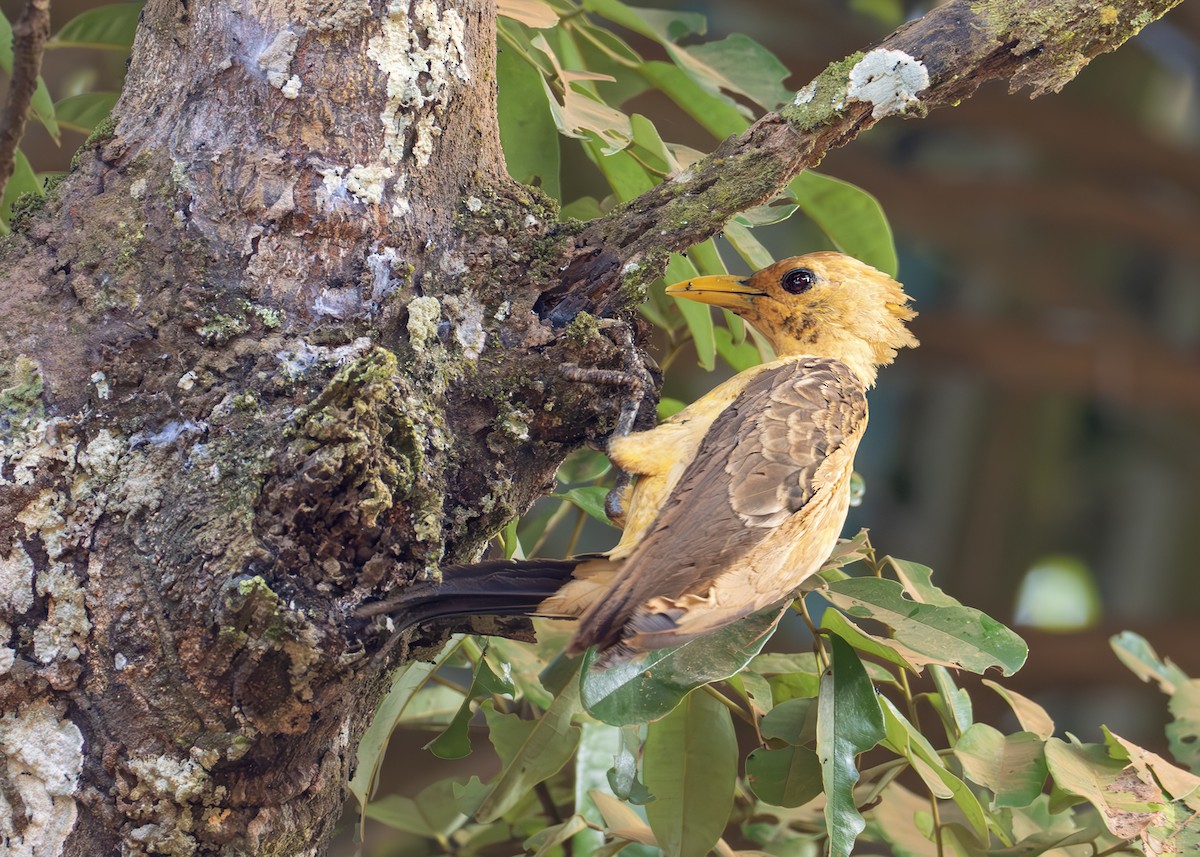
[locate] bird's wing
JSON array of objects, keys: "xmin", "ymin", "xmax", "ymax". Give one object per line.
[{"xmin": 569, "ymin": 357, "xmax": 867, "ymax": 655}]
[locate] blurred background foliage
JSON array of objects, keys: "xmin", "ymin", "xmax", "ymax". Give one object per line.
[{"xmin": 4, "ymin": 0, "xmax": 1197, "ymax": 852}]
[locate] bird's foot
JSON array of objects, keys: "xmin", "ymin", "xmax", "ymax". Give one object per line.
[{"xmin": 560, "ymin": 321, "xmax": 658, "ymax": 523}]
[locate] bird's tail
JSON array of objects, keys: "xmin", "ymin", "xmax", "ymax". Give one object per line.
[{"xmin": 356, "ymin": 558, "xmax": 581, "ymax": 633}]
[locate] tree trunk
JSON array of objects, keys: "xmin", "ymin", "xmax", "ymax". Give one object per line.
[{"xmin": 0, "ymin": 0, "xmax": 1181, "ymax": 853}]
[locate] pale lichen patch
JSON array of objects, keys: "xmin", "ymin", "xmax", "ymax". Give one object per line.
[
  {"xmin": 280, "ymin": 74, "xmax": 303, "ymax": 99},
  {"xmin": 794, "ymin": 82, "xmax": 817, "ymax": 105},
  {"xmin": 846, "ymin": 49, "xmax": 930, "ymax": 119},
  {"xmin": 346, "ymin": 164, "xmax": 394, "ymax": 205},
  {"xmin": 32, "ymin": 563, "xmax": 91, "ymax": 664},
  {"xmin": 367, "ymin": 246, "xmax": 402, "ymax": 302},
  {"xmin": 0, "ymin": 700, "xmax": 84, "ymax": 857},
  {"xmin": 275, "ymin": 337, "xmax": 373, "ymax": 380},
  {"xmin": 76, "ymin": 429, "xmax": 124, "ymax": 496},
  {"xmin": 127, "ymin": 754, "xmax": 210, "ymax": 803},
  {"xmin": 17, "ymin": 490, "xmax": 71, "ymax": 560},
  {"xmin": 0, "ymin": 541, "xmax": 35, "ymax": 614},
  {"xmin": 258, "ymin": 29, "xmax": 301, "ymax": 94},
  {"xmin": 314, "ymin": 287, "xmax": 367, "ymax": 319},
  {"xmin": 367, "ymin": 0, "xmax": 470, "ymax": 165},
  {"xmin": 406, "ymin": 296, "xmax": 442, "ymax": 352},
  {"xmin": 442, "ymin": 294, "xmax": 486, "ymax": 360},
  {"xmin": 90, "ymin": 370, "xmax": 111, "ymax": 400},
  {"xmin": 307, "ymin": 0, "xmax": 371, "ymax": 31}
]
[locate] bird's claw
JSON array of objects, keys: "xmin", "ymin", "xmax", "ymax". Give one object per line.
[
  {"xmin": 604, "ymin": 471, "xmax": 631, "ymax": 524},
  {"xmin": 560, "ymin": 321, "xmax": 658, "ymax": 524}
]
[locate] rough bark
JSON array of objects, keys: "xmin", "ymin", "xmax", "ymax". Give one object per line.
[{"xmin": 0, "ymin": 0, "xmax": 1181, "ymax": 854}]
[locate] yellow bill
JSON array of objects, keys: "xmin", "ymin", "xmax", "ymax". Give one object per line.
[{"xmin": 664, "ymin": 274, "xmax": 765, "ymax": 310}]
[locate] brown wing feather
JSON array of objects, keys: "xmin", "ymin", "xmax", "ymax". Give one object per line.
[{"xmin": 570, "ymin": 357, "xmax": 867, "ymax": 655}]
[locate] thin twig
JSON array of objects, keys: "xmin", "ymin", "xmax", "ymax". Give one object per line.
[
  {"xmin": 701, "ymin": 683, "xmax": 756, "ymax": 726},
  {"xmin": 0, "ymin": 0, "xmax": 52, "ymax": 205},
  {"xmin": 794, "ymin": 596, "xmax": 830, "ymax": 670}
]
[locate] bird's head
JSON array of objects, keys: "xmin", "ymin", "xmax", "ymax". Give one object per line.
[{"xmin": 665, "ymin": 251, "xmax": 918, "ymax": 386}]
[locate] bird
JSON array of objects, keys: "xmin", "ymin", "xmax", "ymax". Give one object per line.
[{"xmin": 359, "ymin": 252, "xmax": 917, "ymax": 664}]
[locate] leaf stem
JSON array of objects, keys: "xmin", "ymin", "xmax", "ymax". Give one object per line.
[
  {"xmin": 898, "ymin": 670, "xmax": 944, "ymax": 857},
  {"xmin": 794, "ymin": 596, "xmax": 830, "ymax": 670},
  {"xmin": 701, "ymin": 683, "xmax": 756, "ymax": 726},
  {"xmin": 530, "ymin": 501, "xmax": 574, "ymax": 556},
  {"xmin": 564, "ymin": 506, "xmax": 587, "ymax": 556},
  {"xmin": 1092, "ymin": 838, "xmax": 1141, "ymax": 857},
  {"xmin": 535, "ymin": 780, "xmax": 564, "ymax": 826},
  {"xmin": 713, "ymin": 837, "xmax": 738, "ymax": 857}
]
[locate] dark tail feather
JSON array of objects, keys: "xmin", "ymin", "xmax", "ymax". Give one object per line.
[{"xmin": 356, "ymin": 558, "xmax": 579, "ymax": 633}]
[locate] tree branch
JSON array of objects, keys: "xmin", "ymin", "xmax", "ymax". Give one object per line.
[
  {"xmin": 539, "ymin": 0, "xmax": 1184, "ymax": 321},
  {"xmin": 0, "ymin": 0, "xmax": 51, "ymax": 204}
]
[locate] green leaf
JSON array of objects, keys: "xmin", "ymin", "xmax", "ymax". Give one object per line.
[
  {"xmin": 714, "ymin": 325, "xmax": 762, "ymax": 373},
  {"xmin": 32, "ymin": 78, "xmax": 58, "ymax": 141},
  {"xmin": 665, "ymin": 253, "xmax": 715, "ymax": 371},
  {"xmin": 955, "ymin": 724, "xmax": 1048, "ymax": 808},
  {"xmin": 759, "ymin": 698, "xmax": 816, "ymax": 745},
  {"xmin": 428, "ymin": 650, "xmax": 516, "ymax": 760},
  {"xmin": 821, "ymin": 607, "xmax": 918, "ymax": 673},
  {"xmin": 531, "ymin": 33, "xmax": 632, "ymax": 155},
  {"xmin": 929, "ymin": 665, "xmax": 973, "ymax": 738},
  {"xmin": 680, "ymin": 34, "xmax": 792, "ymax": 112},
  {"xmin": 583, "ymin": 0, "xmax": 706, "ymax": 44},
  {"xmin": 747, "ymin": 744, "xmax": 823, "ymax": 808},
  {"xmin": 475, "ymin": 672, "xmax": 583, "ymax": 822},
  {"xmin": 818, "ymin": 636, "xmax": 885, "ymax": 857},
  {"xmin": 586, "ymin": 141, "xmax": 655, "ymax": 201},
  {"xmin": 1167, "ymin": 681, "xmax": 1200, "ymax": 774},
  {"xmin": 981, "ymin": 679, "xmax": 1055, "ymax": 740},
  {"xmin": 557, "ymin": 448, "xmax": 612, "ymax": 483},
  {"xmin": 452, "ymin": 775, "xmax": 490, "ymax": 817},
  {"xmin": 879, "ymin": 696, "xmax": 989, "ymax": 842},
  {"xmin": 367, "ymin": 778, "xmax": 470, "ymax": 838},
  {"xmin": 656, "ymin": 397, "xmax": 687, "ymax": 420},
  {"xmin": 1102, "ymin": 727, "xmax": 1200, "ymax": 809},
  {"xmin": 561, "ymin": 195, "xmax": 604, "ymax": 220},
  {"xmin": 1044, "ymin": 736, "xmax": 1166, "ymax": 837},
  {"xmin": 54, "ymin": 92, "xmax": 121, "ymax": 135},
  {"xmin": 887, "ymin": 558, "xmax": 958, "ymax": 607},
  {"xmin": 638, "ymin": 60, "xmax": 747, "ymax": 139},
  {"xmin": 498, "ymin": 23, "xmax": 562, "ymax": 199},
  {"xmin": 727, "ymin": 670, "xmax": 774, "ymax": 717},
  {"xmin": 486, "ymin": 637, "xmax": 556, "ymax": 708},
  {"xmin": 581, "ymin": 603, "xmax": 785, "ymax": 726},
  {"xmin": 789, "ymin": 172, "xmax": 897, "ymax": 277},
  {"xmin": 499, "ymin": 0, "xmax": 559, "ymax": 29},
  {"xmin": 554, "ymin": 486, "xmax": 615, "ymax": 526},
  {"xmin": 606, "ymin": 724, "xmax": 654, "ymax": 804},
  {"xmin": 723, "ymin": 221, "xmax": 775, "ymax": 271},
  {"xmin": 750, "ymin": 652, "xmax": 823, "ymax": 679},
  {"xmin": 525, "ymin": 816, "xmax": 591, "ymax": 857},
  {"xmin": 50, "ymin": 3, "xmax": 143, "ymax": 50},
  {"xmin": 1110, "ymin": 631, "xmax": 1190, "ymax": 694},
  {"xmin": 822, "ymin": 577, "xmax": 1028, "ymax": 676},
  {"xmin": 394, "ymin": 684, "xmax": 466, "ymax": 732},
  {"xmin": 590, "ymin": 788, "xmax": 658, "ymax": 845},
  {"xmin": 1110, "ymin": 632, "xmax": 1200, "ymax": 773},
  {"xmin": 629, "ymin": 113, "xmax": 676, "ymax": 176},
  {"xmin": 644, "ymin": 688, "xmax": 737, "ymax": 857},
  {"xmin": 350, "ymin": 638, "xmax": 461, "ymax": 811},
  {"xmin": 574, "ymin": 721, "xmax": 620, "ymax": 851},
  {"xmin": 868, "ymin": 781, "xmax": 941, "ymax": 857},
  {"xmin": 0, "ymin": 150, "xmax": 42, "ymax": 230}
]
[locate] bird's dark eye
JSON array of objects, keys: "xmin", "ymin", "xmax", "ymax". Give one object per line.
[{"xmin": 781, "ymin": 267, "xmax": 816, "ymax": 294}]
